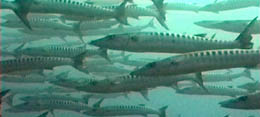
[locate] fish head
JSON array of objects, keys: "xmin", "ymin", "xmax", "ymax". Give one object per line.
[
  {"xmin": 90, "ymin": 33, "xmax": 138, "ymax": 49},
  {"xmin": 20, "ymin": 96, "xmax": 37, "ymax": 102},
  {"xmin": 194, "ymin": 20, "xmax": 221, "ymax": 29},
  {"xmin": 237, "ymin": 82, "xmax": 258, "ymax": 91},
  {"xmin": 17, "ymin": 47, "xmax": 48, "ymax": 55},
  {"xmin": 219, "ymin": 95, "xmax": 258, "ymax": 109},
  {"xmin": 1, "ymin": 20, "xmax": 21, "ymax": 28},
  {"xmin": 130, "ymin": 55, "xmax": 183, "ymax": 76},
  {"xmin": 5, "ymin": 102, "xmax": 40, "ymax": 113}
]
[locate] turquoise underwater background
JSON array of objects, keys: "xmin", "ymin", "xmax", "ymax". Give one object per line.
[{"xmin": 1, "ymin": 0, "xmax": 260, "ymax": 117}]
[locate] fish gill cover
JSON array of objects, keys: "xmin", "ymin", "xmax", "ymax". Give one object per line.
[{"xmin": 0, "ymin": 0, "xmax": 259, "ymax": 117}]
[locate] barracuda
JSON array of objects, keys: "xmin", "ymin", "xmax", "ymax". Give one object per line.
[
  {"xmin": 1, "ymin": 0, "xmax": 129, "ymax": 30},
  {"xmin": 1, "ymin": 73, "xmax": 49, "ymax": 83},
  {"xmin": 6, "ymin": 94, "xmax": 90, "ymax": 114},
  {"xmin": 199, "ymin": 0, "xmax": 260, "ymax": 13},
  {"xmin": 51, "ymin": 72, "xmax": 206, "ymax": 100},
  {"xmin": 177, "ymin": 84, "xmax": 251, "ymax": 97},
  {"xmin": 238, "ymin": 81, "xmax": 260, "ymax": 92},
  {"xmin": 90, "ymin": 17, "xmax": 257, "ymax": 53},
  {"xmin": 15, "ymin": 45, "xmax": 110, "ymax": 61},
  {"xmin": 2, "ymin": 15, "xmax": 73, "ymax": 30},
  {"xmin": 82, "ymin": 99, "xmax": 168, "ymax": 117},
  {"xmin": 131, "ymin": 49, "xmax": 260, "ymax": 76},
  {"xmin": 1, "ymin": 53, "xmax": 87, "ymax": 74},
  {"xmin": 203, "ymin": 69, "xmax": 254, "ymax": 82},
  {"xmin": 102, "ymin": 4, "xmax": 169, "ymax": 30}
]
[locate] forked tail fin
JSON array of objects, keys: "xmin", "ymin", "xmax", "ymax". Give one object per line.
[
  {"xmin": 159, "ymin": 105, "xmax": 168, "ymax": 117},
  {"xmin": 242, "ymin": 69, "xmax": 255, "ymax": 81},
  {"xmin": 10, "ymin": 0, "xmax": 33, "ymax": 30},
  {"xmin": 115, "ymin": 0, "xmax": 129, "ymax": 25},
  {"xmin": 235, "ymin": 16, "xmax": 258, "ymax": 49}
]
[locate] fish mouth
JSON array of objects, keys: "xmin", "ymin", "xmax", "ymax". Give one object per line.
[{"xmin": 219, "ymin": 100, "xmax": 237, "ymax": 108}]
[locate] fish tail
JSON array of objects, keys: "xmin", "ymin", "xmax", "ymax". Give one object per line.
[
  {"xmin": 11, "ymin": 0, "xmax": 33, "ymax": 30},
  {"xmin": 152, "ymin": 0, "xmax": 166, "ymax": 20},
  {"xmin": 235, "ymin": 16, "xmax": 258, "ymax": 49},
  {"xmin": 243, "ymin": 69, "xmax": 255, "ymax": 81},
  {"xmin": 155, "ymin": 16, "xmax": 169, "ymax": 30},
  {"xmin": 73, "ymin": 21, "xmax": 85, "ymax": 43},
  {"xmin": 115, "ymin": 0, "xmax": 129, "ymax": 25},
  {"xmin": 159, "ymin": 105, "xmax": 168, "ymax": 117},
  {"xmin": 98, "ymin": 48, "xmax": 111, "ymax": 62}
]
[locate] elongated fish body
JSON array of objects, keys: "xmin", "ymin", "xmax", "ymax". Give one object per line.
[
  {"xmin": 7, "ymin": 94, "xmax": 90, "ymax": 113},
  {"xmin": 105, "ymin": 74, "xmax": 196, "ymax": 93},
  {"xmin": 131, "ymin": 49, "xmax": 260, "ymax": 76},
  {"xmin": 147, "ymin": 2, "xmax": 201, "ymax": 12},
  {"xmin": 77, "ymin": 20, "xmax": 119, "ymax": 31},
  {"xmin": 200, "ymin": 0, "xmax": 260, "ymax": 12},
  {"xmin": 1, "ymin": 56, "xmax": 75, "ymax": 74},
  {"xmin": 177, "ymin": 85, "xmax": 250, "ymax": 97},
  {"xmin": 203, "ymin": 69, "xmax": 253, "ymax": 82},
  {"xmin": 90, "ymin": 32, "xmax": 250, "ymax": 53},
  {"xmin": 84, "ymin": 105, "xmax": 168, "ymax": 117},
  {"xmin": 1, "ymin": 74, "xmax": 49, "ymax": 83},
  {"xmin": 17, "ymin": 45, "xmax": 87, "ymax": 58},
  {"xmin": 2, "ymin": 0, "xmax": 128, "ymax": 30},
  {"xmin": 194, "ymin": 20, "xmax": 260, "ymax": 34},
  {"xmin": 15, "ymin": 0, "xmax": 118, "ymax": 17},
  {"xmin": 2, "ymin": 16, "xmax": 73, "ymax": 30},
  {"xmin": 2, "ymin": 85, "xmax": 76, "ymax": 94},
  {"xmin": 219, "ymin": 92, "xmax": 260, "ymax": 109}
]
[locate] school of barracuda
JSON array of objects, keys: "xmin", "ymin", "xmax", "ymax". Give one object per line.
[{"xmin": 0, "ymin": 0, "xmax": 259, "ymax": 117}]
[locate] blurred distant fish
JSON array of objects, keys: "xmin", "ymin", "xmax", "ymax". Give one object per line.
[
  {"xmin": 147, "ymin": 2, "xmax": 202, "ymax": 13},
  {"xmin": 199, "ymin": 0, "xmax": 260, "ymax": 13},
  {"xmin": 103, "ymin": 4, "xmax": 169, "ymax": 30},
  {"xmin": 176, "ymin": 85, "xmax": 250, "ymax": 97},
  {"xmin": 219, "ymin": 92, "xmax": 260, "ymax": 109},
  {"xmin": 6, "ymin": 94, "xmax": 90, "ymax": 114},
  {"xmin": 82, "ymin": 100, "xmax": 168, "ymax": 117},
  {"xmin": 194, "ymin": 19, "xmax": 260, "ymax": 34},
  {"xmin": 2, "ymin": 15, "xmax": 72, "ymax": 30},
  {"xmin": 203, "ymin": 69, "xmax": 254, "ymax": 82},
  {"xmin": 90, "ymin": 17, "xmax": 257, "ymax": 53},
  {"xmin": 18, "ymin": 19, "xmax": 154, "ymax": 38},
  {"xmin": 131, "ymin": 49, "xmax": 260, "ymax": 77},
  {"xmin": 1, "ymin": 73, "xmax": 50, "ymax": 83},
  {"xmin": 1, "ymin": 0, "xmax": 129, "ymax": 30}
]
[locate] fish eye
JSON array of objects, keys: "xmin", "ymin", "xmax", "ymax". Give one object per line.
[
  {"xmin": 130, "ymin": 36, "xmax": 138, "ymax": 42},
  {"xmin": 238, "ymin": 96, "xmax": 248, "ymax": 101}
]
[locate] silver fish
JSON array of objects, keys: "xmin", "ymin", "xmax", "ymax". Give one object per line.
[
  {"xmin": 199, "ymin": 0, "xmax": 260, "ymax": 13},
  {"xmin": 1, "ymin": 0, "xmax": 129, "ymax": 30},
  {"xmin": 194, "ymin": 19, "xmax": 260, "ymax": 34},
  {"xmin": 130, "ymin": 49, "xmax": 260, "ymax": 76},
  {"xmin": 203, "ymin": 69, "xmax": 254, "ymax": 82},
  {"xmin": 176, "ymin": 85, "xmax": 250, "ymax": 97},
  {"xmin": 90, "ymin": 17, "xmax": 257, "ymax": 53}
]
